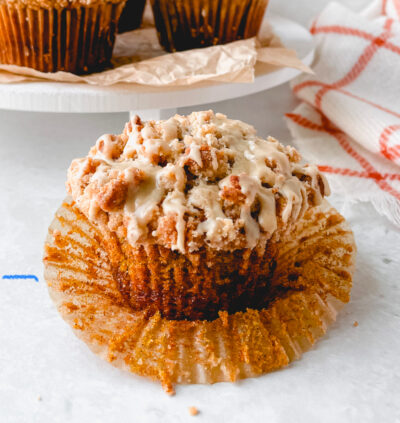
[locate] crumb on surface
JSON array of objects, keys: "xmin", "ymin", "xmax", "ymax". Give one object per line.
[
  {"xmin": 162, "ymin": 381, "xmax": 175, "ymax": 396},
  {"xmin": 353, "ymin": 321, "xmax": 358, "ymax": 327},
  {"xmin": 189, "ymin": 406, "xmax": 199, "ymax": 416},
  {"xmin": 37, "ymin": 396, "xmax": 42, "ymax": 401}
]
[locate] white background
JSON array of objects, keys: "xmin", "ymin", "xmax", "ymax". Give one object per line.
[{"xmin": 1, "ymin": 1, "xmax": 399, "ymax": 422}]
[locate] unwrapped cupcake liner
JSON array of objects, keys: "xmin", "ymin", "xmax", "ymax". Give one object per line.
[
  {"xmin": 43, "ymin": 198, "xmax": 355, "ymax": 393},
  {"xmin": 150, "ymin": 0, "xmax": 269, "ymax": 52},
  {"xmin": 0, "ymin": 1, "xmax": 125, "ymax": 74}
]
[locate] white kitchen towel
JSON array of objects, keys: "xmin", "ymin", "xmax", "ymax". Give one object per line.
[{"xmin": 286, "ymin": 0, "xmax": 400, "ymax": 226}]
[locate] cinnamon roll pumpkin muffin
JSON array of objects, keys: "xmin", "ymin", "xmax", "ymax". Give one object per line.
[
  {"xmin": 45, "ymin": 110, "xmax": 356, "ymax": 392},
  {"xmin": 66, "ymin": 111, "xmax": 330, "ymax": 321}
]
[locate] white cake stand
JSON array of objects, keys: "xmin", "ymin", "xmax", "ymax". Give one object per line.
[{"xmin": 0, "ymin": 14, "xmax": 313, "ymax": 118}]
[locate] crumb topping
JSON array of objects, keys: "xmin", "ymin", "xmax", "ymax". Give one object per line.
[{"xmin": 67, "ymin": 111, "xmax": 329, "ymax": 252}]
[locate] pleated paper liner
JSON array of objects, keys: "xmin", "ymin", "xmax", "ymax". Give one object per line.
[
  {"xmin": 0, "ymin": 1, "xmax": 125, "ymax": 74},
  {"xmin": 43, "ymin": 198, "xmax": 356, "ymax": 394},
  {"xmin": 150, "ymin": 0, "xmax": 269, "ymax": 52},
  {"xmin": 118, "ymin": 0, "xmax": 146, "ymax": 33}
]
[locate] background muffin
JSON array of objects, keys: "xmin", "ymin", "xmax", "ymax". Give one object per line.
[
  {"xmin": 66, "ymin": 111, "xmax": 329, "ymax": 320},
  {"xmin": 0, "ymin": 0, "xmax": 126, "ymax": 74},
  {"xmin": 149, "ymin": 0, "xmax": 269, "ymax": 52},
  {"xmin": 118, "ymin": 0, "xmax": 146, "ymax": 33}
]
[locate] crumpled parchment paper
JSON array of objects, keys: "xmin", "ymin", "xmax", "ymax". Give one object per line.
[{"xmin": 0, "ymin": 19, "xmax": 311, "ymax": 87}]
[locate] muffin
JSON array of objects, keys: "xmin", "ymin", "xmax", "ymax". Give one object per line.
[
  {"xmin": 45, "ymin": 111, "xmax": 356, "ymax": 393},
  {"xmin": 118, "ymin": 0, "xmax": 146, "ymax": 33},
  {"xmin": 0, "ymin": 0, "xmax": 126, "ymax": 73},
  {"xmin": 66, "ymin": 111, "xmax": 331, "ymax": 321},
  {"xmin": 150, "ymin": 0, "xmax": 269, "ymax": 52}
]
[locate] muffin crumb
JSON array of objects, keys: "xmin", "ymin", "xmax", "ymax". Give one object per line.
[
  {"xmin": 189, "ymin": 406, "xmax": 199, "ymax": 416},
  {"xmin": 353, "ymin": 321, "xmax": 359, "ymax": 327}
]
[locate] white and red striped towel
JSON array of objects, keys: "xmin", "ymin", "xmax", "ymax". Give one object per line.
[{"xmin": 286, "ymin": 0, "xmax": 400, "ymax": 226}]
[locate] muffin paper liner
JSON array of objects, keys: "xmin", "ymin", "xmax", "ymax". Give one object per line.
[
  {"xmin": 118, "ymin": 0, "xmax": 146, "ymax": 33},
  {"xmin": 0, "ymin": 1, "xmax": 125, "ymax": 73},
  {"xmin": 150, "ymin": 0, "xmax": 269, "ymax": 52},
  {"xmin": 43, "ymin": 198, "xmax": 355, "ymax": 394}
]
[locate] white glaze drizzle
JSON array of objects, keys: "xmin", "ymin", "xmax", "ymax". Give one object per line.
[
  {"xmin": 124, "ymin": 161, "xmax": 163, "ymax": 244},
  {"xmin": 162, "ymin": 190, "xmax": 187, "ymax": 252},
  {"xmin": 186, "ymin": 140, "xmax": 203, "ymax": 167}
]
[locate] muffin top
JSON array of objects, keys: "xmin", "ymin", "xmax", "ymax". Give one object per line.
[{"xmin": 67, "ymin": 111, "xmax": 329, "ymax": 253}]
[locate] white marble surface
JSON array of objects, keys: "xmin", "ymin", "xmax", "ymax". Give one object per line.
[{"xmin": 1, "ymin": 1, "xmax": 399, "ymax": 422}]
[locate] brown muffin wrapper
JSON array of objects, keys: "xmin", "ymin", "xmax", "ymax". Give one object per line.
[
  {"xmin": 0, "ymin": 1, "xmax": 125, "ymax": 74},
  {"xmin": 43, "ymin": 197, "xmax": 356, "ymax": 393},
  {"xmin": 150, "ymin": 0, "xmax": 269, "ymax": 52},
  {"xmin": 118, "ymin": 0, "xmax": 146, "ymax": 33}
]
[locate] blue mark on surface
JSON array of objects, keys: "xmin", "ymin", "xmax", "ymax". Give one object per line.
[{"xmin": 2, "ymin": 274, "xmax": 39, "ymax": 282}]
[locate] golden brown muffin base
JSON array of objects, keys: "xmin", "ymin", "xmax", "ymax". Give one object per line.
[
  {"xmin": 43, "ymin": 197, "xmax": 355, "ymax": 394},
  {"xmin": 103, "ymin": 232, "xmax": 279, "ymax": 321},
  {"xmin": 150, "ymin": 0, "xmax": 269, "ymax": 52},
  {"xmin": 0, "ymin": 0, "xmax": 125, "ymax": 73}
]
